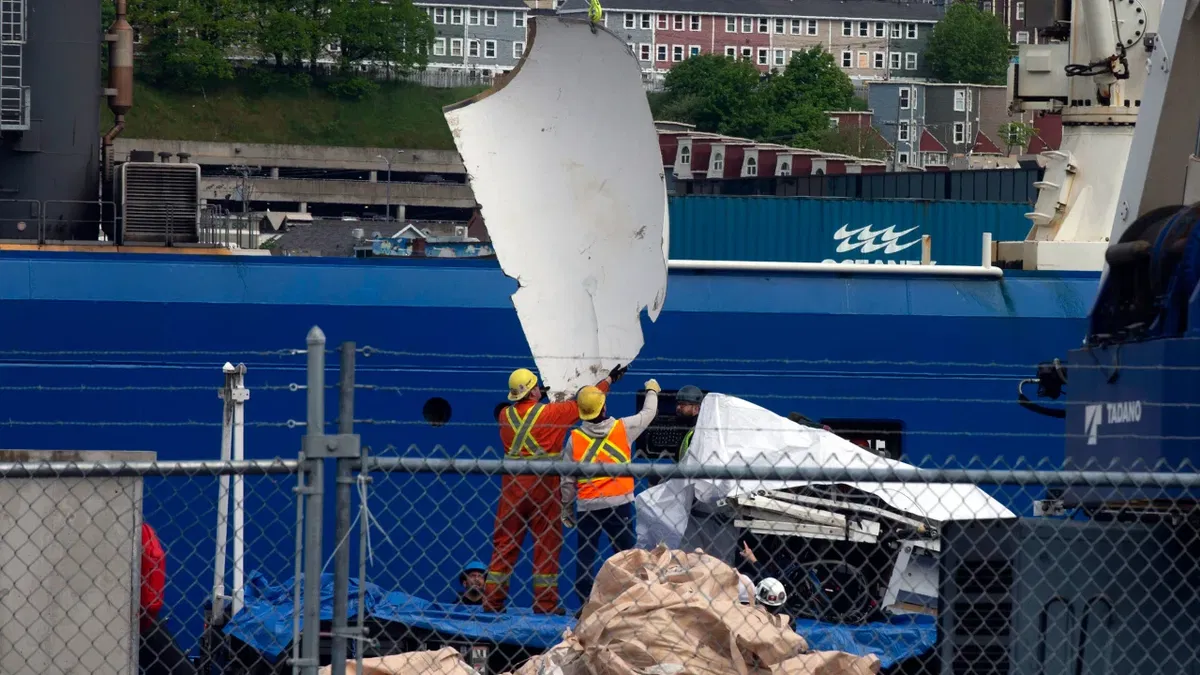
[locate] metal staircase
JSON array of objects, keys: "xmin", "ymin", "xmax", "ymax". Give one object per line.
[{"xmin": 0, "ymin": 0, "xmax": 28, "ymax": 131}]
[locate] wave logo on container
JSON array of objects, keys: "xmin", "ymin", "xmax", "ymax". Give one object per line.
[{"xmin": 826, "ymin": 224, "xmax": 926, "ymax": 265}]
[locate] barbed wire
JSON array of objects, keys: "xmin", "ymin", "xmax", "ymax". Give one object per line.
[
  {"xmin": 0, "ymin": 419, "xmax": 296, "ymax": 428},
  {"xmin": 354, "ymin": 346, "xmax": 1193, "ymax": 372},
  {"xmin": 0, "ymin": 348, "xmax": 312, "ymax": 358}
]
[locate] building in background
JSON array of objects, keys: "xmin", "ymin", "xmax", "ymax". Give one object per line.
[
  {"xmin": 866, "ymin": 81, "xmax": 1020, "ymax": 170},
  {"xmin": 556, "ymin": 0, "xmax": 942, "ymax": 85},
  {"xmin": 417, "ymin": 0, "xmax": 531, "ymax": 75},
  {"xmin": 978, "ymin": 0, "xmax": 1036, "ymax": 44}
]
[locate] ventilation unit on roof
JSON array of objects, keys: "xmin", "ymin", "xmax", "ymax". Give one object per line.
[{"xmin": 115, "ymin": 162, "xmax": 201, "ymax": 245}]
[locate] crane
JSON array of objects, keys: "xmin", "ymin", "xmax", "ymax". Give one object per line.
[{"xmin": 1015, "ymin": 0, "xmax": 1200, "ymax": 515}]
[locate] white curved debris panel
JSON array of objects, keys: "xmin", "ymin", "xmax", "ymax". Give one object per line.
[{"xmin": 444, "ymin": 17, "xmax": 669, "ymax": 397}]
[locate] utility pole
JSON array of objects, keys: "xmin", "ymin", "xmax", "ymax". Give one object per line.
[{"xmin": 376, "ymin": 151, "xmax": 405, "ymax": 221}]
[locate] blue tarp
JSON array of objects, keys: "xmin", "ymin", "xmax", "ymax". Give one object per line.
[{"xmin": 226, "ymin": 573, "xmax": 935, "ymax": 668}]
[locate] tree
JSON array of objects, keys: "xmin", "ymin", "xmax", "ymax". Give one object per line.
[
  {"xmin": 327, "ymin": 0, "xmax": 434, "ymax": 75},
  {"xmin": 128, "ymin": 0, "xmax": 252, "ymax": 90},
  {"xmin": 657, "ymin": 55, "xmax": 770, "ymax": 139},
  {"xmin": 997, "ymin": 121, "xmax": 1036, "ymax": 154},
  {"xmin": 759, "ymin": 47, "xmax": 862, "ymax": 147},
  {"xmin": 923, "ymin": 0, "xmax": 1012, "ymax": 85},
  {"xmin": 813, "ymin": 125, "xmax": 891, "ymax": 161}
]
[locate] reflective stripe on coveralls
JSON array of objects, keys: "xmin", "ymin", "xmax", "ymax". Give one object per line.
[
  {"xmin": 679, "ymin": 428, "xmax": 694, "ymax": 461},
  {"xmin": 571, "ymin": 420, "xmax": 634, "ymax": 500},
  {"xmin": 505, "ymin": 404, "xmax": 548, "ymax": 458}
]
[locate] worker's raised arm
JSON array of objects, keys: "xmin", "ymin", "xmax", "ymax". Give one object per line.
[
  {"xmin": 620, "ymin": 379, "xmax": 660, "ymax": 441},
  {"xmin": 540, "ymin": 364, "xmax": 627, "ymax": 428}
]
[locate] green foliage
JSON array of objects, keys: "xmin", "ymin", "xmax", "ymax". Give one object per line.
[
  {"xmin": 107, "ymin": 0, "xmax": 434, "ymax": 94},
  {"xmin": 101, "ymin": 75, "xmax": 483, "ymax": 148},
  {"xmin": 997, "ymin": 121, "xmax": 1036, "ymax": 153},
  {"xmin": 812, "ymin": 125, "xmax": 891, "ymax": 161},
  {"xmin": 923, "ymin": 0, "xmax": 1013, "ymax": 85},
  {"xmin": 326, "ymin": 76, "xmax": 380, "ymax": 101},
  {"xmin": 655, "ymin": 48, "xmax": 862, "ymax": 150}
]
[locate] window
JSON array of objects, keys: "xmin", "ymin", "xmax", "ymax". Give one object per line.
[
  {"xmin": 450, "ymin": 38, "xmax": 463, "ymax": 56},
  {"xmin": 758, "ymin": 47, "xmax": 769, "ymax": 65},
  {"xmin": 514, "ymin": 41, "xmax": 525, "ymax": 58},
  {"xmin": 954, "ymin": 89, "xmax": 966, "ymax": 111},
  {"xmin": 624, "ymin": 13, "xmax": 635, "ymax": 29},
  {"xmin": 640, "ymin": 44, "xmax": 652, "ymax": 61},
  {"xmin": 741, "ymin": 46, "xmax": 752, "ymax": 60},
  {"xmin": 790, "ymin": 49, "xmax": 801, "ymax": 60},
  {"xmin": 829, "ymin": 117, "xmax": 839, "ymax": 128},
  {"xmin": 689, "ymin": 45, "xmax": 701, "ymax": 57},
  {"xmin": 712, "ymin": 152, "xmax": 724, "ymax": 171},
  {"xmin": 657, "ymin": 14, "xmax": 667, "ymax": 29},
  {"xmin": 953, "ymin": 122, "xmax": 965, "ymax": 144},
  {"xmin": 468, "ymin": 39, "xmax": 480, "ymax": 57},
  {"xmin": 672, "ymin": 45, "xmax": 684, "ymax": 61},
  {"xmin": 433, "ymin": 38, "xmax": 446, "ymax": 56},
  {"xmin": 891, "ymin": 23, "xmax": 902, "ymax": 39},
  {"xmin": 790, "ymin": 19, "xmax": 800, "ymax": 35},
  {"xmin": 514, "ymin": 12, "xmax": 525, "ymax": 27},
  {"xmin": 775, "ymin": 18, "xmax": 784, "ymax": 34},
  {"xmin": 467, "ymin": 8, "xmax": 480, "ymax": 25},
  {"xmin": 690, "ymin": 15, "xmax": 701, "ymax": 31},
  {"xmin": 726, "ymin": 16, "xmax": 737, "ymax": 32},
  {"xmin": 725, "ymin": 46, "xmax": 736, "ymax": 58},
  {"xmin": 857, "ymin": 51, "xmax": 869, "ymax": 68},
  {"xmin": 899, "ymin": 87, "xmax": 911, "ymax": 109},
  {"xmin": 873, "ymin": 52, "xmax": 884, "ymax": 68},
  {"xmin": 807, "ymin": 19, "xmax": 818, "ymax": 35},
  {"xmin": 906, "ymin": 23, "xmax": 917, "ymax": 39},
  {"xmin": 641, "ymin": 14, "xmax": 651, "ymax": 29},
  {"xmin": 905, "ymin": 52, "xmax": 917, "ymax": 70},
  {"xmin": 484, "ymin": 9, "xmax": 496, "ymax": 26},
  {"xmin": 673, "ymin": 14, "xmax": 684, "ymax": 30},
  {"xmin": 774, "ymin": 49, "xmax": 785, "ymax": 66},
  {"xmin": 1016, "ymin": 1, "xmax": 1025, "ymax": 20},
  {"xmin": 484, "ymin": 39, "xmax": 496, "ymax": 58},
  {"xmin": 742, "ymin": 17, "xmax": 752, "ymax": 32},
  {"xmin": 758, "ymin": 18, "xmax": 769, "ymax": 33},
  {"xmin": 890, "ymin": 51, "xmax": 901, "ymax": 69},
  {"xmin": 450, "ymin": 8, "xmax": 463, "ymax": 24},
  {"xmin": 841, "ymin": 50, "xmax": 852, "ymax": 67},
  {"xmin": 680, "ymin": 146, "xmax": 691, "ymax": 165},
  {"xmin": 1016, "ymin": 31, "xmax": 1030, "ymax": 43},
  {"xmin": 779, "ymin": 160, "xmax": 791, "ymax": 176},
  {"xmin": 433, "ymin": 7, "xmax": 446, "ymax": 24},
  {"xmin": 746, "ymin": 156, "xmax": 757, "ymax": 176},
  {"xmin": 898, "ymin": 152, "xmax": 909, "ymax": 165},
  {"xmin": 898, "ymin": 122, "xmax": 910, "ymax": 142},
  {"xmin": 657, "ymin": 44, "xmax": 667, "ymax": 61},
  {"xmin": 875, "ymin": 22, "xmax": 885, "ymax": 37},
  {"xmin": 842, "ymin": 20, "xmax": 852, "ymax": 36}
]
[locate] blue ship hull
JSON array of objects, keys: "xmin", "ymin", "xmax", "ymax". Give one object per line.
[{"xmin": 0, "ymin": 251, "xmax": 1099, "ymax": 652}]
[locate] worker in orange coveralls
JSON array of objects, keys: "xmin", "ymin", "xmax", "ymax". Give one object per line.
[{"xmin": 483, "ymin": 363, "xmax": 628, "ymax": 614}]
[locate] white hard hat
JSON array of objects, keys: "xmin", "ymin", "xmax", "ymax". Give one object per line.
[
  {"xmin": 756, "ymin": 577, "xmax": 786, "ymax": 608},
  {"xmin": 737, "ymin": 574, "xmax": 754, "ymax": 604}
]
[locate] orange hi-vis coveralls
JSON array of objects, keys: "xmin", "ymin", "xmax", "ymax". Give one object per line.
[{"xmin": 484, "ymin": 379, "xmax": 611, "ymax": 613}]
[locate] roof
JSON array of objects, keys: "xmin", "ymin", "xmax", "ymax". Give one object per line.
[
  {"xmin": 919, "ymin": 129, "xmax": 946, "ymax": 153},
  {"xmin": 558, "ymin": 0, "xmax": 943, "ymax": 21},
  {"xmin": 972, "ymin": 131, "xmax": 1003, "ymax": 155},
  {"xmin": 414, "ymin": 0, "xmax": 529, "ymax": 9},
  {"xmin": 871, "ymin": 79, "xmax": 1007, "ymax": 90}
]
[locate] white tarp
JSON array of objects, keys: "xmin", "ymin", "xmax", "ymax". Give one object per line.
[
  {"xmin": 444, "ymin": 17, "xmax": 669, "ymax": 397},
  {"xmin": 636, "ymin": 394, "xmax": 1015, "ymax": 550}
]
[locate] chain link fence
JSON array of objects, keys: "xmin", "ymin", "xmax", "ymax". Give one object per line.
[{"xmin": 1, "ymin": 327, "xmax": 1198, "ymax": 675}]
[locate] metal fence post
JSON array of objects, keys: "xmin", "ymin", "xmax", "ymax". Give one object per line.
[
  {"xmin": 330, "ymin": 342, "xmax": 356, "ymax": 675},
  {"xmin": 300, "ymin": 327, "xmax": 326, "ymax": 675}
]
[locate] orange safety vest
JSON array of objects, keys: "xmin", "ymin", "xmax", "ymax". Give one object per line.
[
  {"xmin": 504, "ymin": 403, "xmax": 556, "ymax": 458},
  {"xmin": 569, "ymin": 420, "xmax": 634, "ymax": 500}
]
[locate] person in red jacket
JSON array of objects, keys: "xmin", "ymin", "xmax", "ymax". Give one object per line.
[
  {"xmin": 483, "ymin": 364, "xmax": 627, "ymax": 614},
  {"xmin": 139, "ymin": 523, "xmax": 196, "ymax": 675}
]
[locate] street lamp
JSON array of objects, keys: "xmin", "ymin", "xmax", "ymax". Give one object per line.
[{"xmin": 376, "ymin": 150, "xmax": 405, "ymax": 221}]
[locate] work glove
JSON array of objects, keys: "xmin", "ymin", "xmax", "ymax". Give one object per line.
[
  {"xmin": 644, "ymin": 378, "xmax": 661, "ymax": 393},
  {"xmin": 608, "ymin": 364, "xmax": 628, "ymax": 383},
  {"xmin": 561, "ymin": 510, "xmax": 576, "ymax": 529}
]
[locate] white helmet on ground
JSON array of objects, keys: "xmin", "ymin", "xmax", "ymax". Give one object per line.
[{"xmin": 756, "ymin": 577, "xmax": 786, "ymax": 608}]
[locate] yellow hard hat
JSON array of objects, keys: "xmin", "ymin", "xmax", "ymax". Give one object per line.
[
  {"xmin": 577, "ymin": 385, "xmax": 606, "ymax": 421},
  {"xmin": 507, "ymin": 368, "xmax": 539, "ymax": 401}
]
